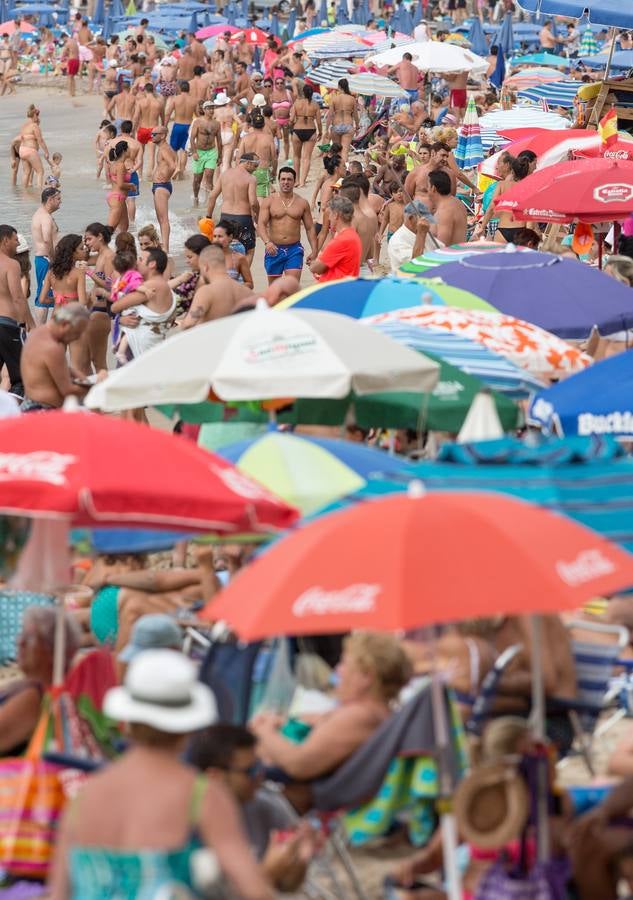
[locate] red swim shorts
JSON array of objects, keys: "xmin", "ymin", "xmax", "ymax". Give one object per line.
[
  {"xmin": 137, "ymin": 126, "xmax": 153, "ymax": 144},
  {"xmin": 67, "ymin": 57, "xmax": 80, "ymax": 76},
  {"xmin": 450, "ymin": 88, "xmax": 467, "ymax": 109}
]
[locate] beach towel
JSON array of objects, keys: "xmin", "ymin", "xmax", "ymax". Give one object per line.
[{"xmin": 124, "ymin": 292, "xmax": 176, "ymax": 359}]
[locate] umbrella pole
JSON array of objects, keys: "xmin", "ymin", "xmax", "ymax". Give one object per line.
[
  {"xmin": 530, "ymin": 614, "xmax": 551, "ymax": 865},
  {"xmin": 430, "ymin": 671, "xmax": 462, "ymax": 900},
  {"xmin": 604, "ymin": 29, "xmax": 617, "ymax": 81},
  {"xmin": 598, "ymin": 232, "xmax": 604, "ymax": 270},
  {"xmin": 53, "ymin": 591, "xmax": 67, "ymax": 688}
]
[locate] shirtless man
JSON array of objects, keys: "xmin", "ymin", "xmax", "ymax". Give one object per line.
[
  {"xmin": 117, "ymin": 120, "xmax": 143, "ymax": 225},
  {"xmin": 77, "ymin": 18, "xmax": 93, "ymax": 46},
  {"xmin": 0, "ymin": 225, "xmax": 35, "ymax": 395},
  {"xmin": 234, "ymin": 61, "xmax": 250, "ymax": 99},
  {"xmin": 237, "ymin": 111, "xmax": 277, "ymax": 198},
  {"xmin": 110, "ymin": 248, "xmax": 176, "ymax": 348},
  {"xmin": 188, "ymin": 32, "xmax": 207, "ymax": 68},
  {"xmin": 338, "ymin": 182, "xmax": 378, "ymax": 277},
  {"xmin": 404, "ymin": 142, "xmax": 456, "ymax": 203},
  {"xmin": 444, "ymin": 70, "xmax": 468, "ymax": 122},
  {"xmin": 188, "ymin": 65, "xmax": 208, "ymax": 106},
  {"xmin": 134, "ymin": 82, "xmax": 165, "ymax": 178},
  {"xmin": 176, "ymin": 45, "xmax": 196, "ymax": 83},
  {"xmin": 374, "ymin": 154, "xmax": 406, "ymax": 199},
  {"xmin": 388, "ymin": 52, "xmax": 420, "ymax": 103},
  {"xmin": 30, "ymin": 188, "xmax": 60, "ymax": 324},
  {"xmin": 181, "ymin": 245, "xmax": 252, "ymax": 327},
  {"xmin": 348, "ymin": 172, "xmax": 381, "ymax": 263},
  {"xmin": 166, "ymin": 81, "xmax": 198, "ymax": 179},
  {"xmin": 233, "ymin": 34, "xmax": 254, "ymax": 69},
  {"xmin": 427, "ymin": 169, "xmax": 467, "ymax": 246},
  {"xmin": 19, "ymin": 304, "xmax": 92, "ymax": 411},
  {"xmin": 258, "ymin": 166, "xmax": 317, "ymax": 285},
  {"xmin": 206, "ymin": 154, "xmax": 260, "ymax": 264},
  {"xmin": 63, "ymin": 34, "xmax": 80, "ymax": 97},
  {"xmin": 109, "ymin": 80, "xmax": 136, "ymax": 133},
  {"xmin": 328, "ymin": 78, "xmax": 358, "ymax": 163},
  {"xmin": 150, "ymin": 127, "xmax": 178, "ymax": 253},
  {"xmin": 190, "ymin": 100, "xmax": 223, "ymax": 203},
  {"xmin": 210, "ymin": 49, "xmax": 233, "ymax": 95}
]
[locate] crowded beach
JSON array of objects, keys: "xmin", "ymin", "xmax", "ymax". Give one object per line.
[{"xmin": 2, "ymin": 0, "xmax": 633, "ymax": 897}]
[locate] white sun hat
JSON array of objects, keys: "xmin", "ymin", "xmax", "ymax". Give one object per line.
[
  {"xmin": 104, "ymin": 649, "xmax": 217, "ymax": 733},
  {"xmin": 251, "ymin": 92, "xmax": 266, "ymax": 107},
  {"xmin": 214, "ymin": 91, "xmax": 230, "ymax": 106}
]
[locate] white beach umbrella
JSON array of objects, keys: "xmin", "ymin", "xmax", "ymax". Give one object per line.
[
  {"xmin": 347, "ymin": 72, "xmax": 408, "ymax": 97},
  {"xmin": 367, "ymin": 41, "xmax": 488, "ymax": 74},
  {"xmin": 85, "ymin": 306, "xmax": 439, "ymax": 412}
]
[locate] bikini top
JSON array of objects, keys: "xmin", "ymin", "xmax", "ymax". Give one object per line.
[{"xmin": 272, "ymin": 93, "xmax": 292, "ymax": 115}]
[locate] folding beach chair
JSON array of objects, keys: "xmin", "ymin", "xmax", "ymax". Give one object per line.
[{"xmin": 464, "ymin": 643, "xmax": 523, "ymax": 736}]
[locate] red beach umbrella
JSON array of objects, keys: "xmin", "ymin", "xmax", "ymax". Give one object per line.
[
  {"xmin": 230, "ymin": 27, "xmax": 278, "ymax": 45},
  {"xmin": 0, "ymin": 410, "xmax": 297, "ymax": 532},
  {"xmin": 201, "ymin": 490, "xmax": 633, "ymax": 639},
  {"xmin": 494, "ymin": 158, "xmax": 633, "ymax": 224},
  {"xmin": 0, "ymin": 19, "xmax": 36, "ymax": 34},
  {"xmin": 574, "ymin": 139, "xmax": 633, "ymax": 162},
  {"xmin": 194, "ymin": 23, "xmax": 240, "ymax": 40}
]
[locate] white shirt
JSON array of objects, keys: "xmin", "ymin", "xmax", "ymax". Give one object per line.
[{"xmin": 388, "ymin": 224, "xmax": 438, "ymax": 274}]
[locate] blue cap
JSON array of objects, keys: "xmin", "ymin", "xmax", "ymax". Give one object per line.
[{"xmin": 118, "ymin": 614, "xmax": 182, "ymax": 663}]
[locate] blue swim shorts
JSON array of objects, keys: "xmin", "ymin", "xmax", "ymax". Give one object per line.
[
  {"xmin": 169, "ymin": 122, "xmax": 190, "ymax": 152},
  {"xmin": 34, "ymin": 255, "xmax": 53, "ymax": 308},
  {"xmin": 263, "ymin": 241, "xmax": 305, "ymax": 276},
  {"xmin": 128, "ymin": 170, "xmax": 140, "ymax": 199}
]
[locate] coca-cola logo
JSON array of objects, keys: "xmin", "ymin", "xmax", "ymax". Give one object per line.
[
  {"xmin": 0, "ymin": 452, "xmax": 76, "ymax": 486},
  {"xmin": 604, "ymin": 150, "xmax": 632, "ymax": 160},
  {"xmin": 292, "ymin": 584, "xmax": 381, "ymax": 618},
  {"xmin": 592, "ymin": 183, "xmax": 633, "ymax": 204},
  {"xmin": 555, "ymin": 549, "xmax": 616, "ymax": 586}
]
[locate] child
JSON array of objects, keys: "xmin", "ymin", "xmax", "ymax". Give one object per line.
[
  {"xmin": 50, "ymin": 152, "xmax": 62, "ymax": 183},
  {"xmin": 379, "ymin": 183, "xmax": 405, "ymax": 248},
  {"xmin": 95, "ymin": 120, "xmax": 116, "ymax": 179},
  {"xmin": 110, "ymin": 250, "xmax": 143, "ymax": 365}
]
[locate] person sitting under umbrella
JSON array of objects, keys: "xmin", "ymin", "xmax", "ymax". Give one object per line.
[{"xmin": 0, "ymin": 606, "xmax": 81, "ymax": 756}]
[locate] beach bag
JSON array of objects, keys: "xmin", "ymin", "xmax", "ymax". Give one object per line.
[
  {"xmin": 255, "ymin": 638, "xmax": 296, "ymax": 716},
  {"xmin": 475, "ymin": 857, "xmax": 570, "ymax": 900},
  {"xmin": 0, "ymin": 710, "xmax": 65, "ymax": 879}
]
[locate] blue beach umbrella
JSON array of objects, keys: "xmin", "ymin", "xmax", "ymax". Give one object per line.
[
  {"xmin": 518, "ymin": 0, "xmax": 633, "ymax": 27},
  {"xmin": 286, "ymin": 5, "xmax": 296, "ymax": 39},
  {"xmin": 351, "ymin": 1, "xmax": 361, "ymax": 24},
  {"xmin": 241, "ymin": 0, "xmax": 248, "ymax": 17},
  {"xmin": 336, "ymin": 0, "xmax": 349, "ymax": 25},
  {"xmin": 497, "ymin": 11, "xmax": 513, "ymax": 57},
  {"xmin": 226, "ymin": 1, "xmax": 236, "ymax": 25},
  {"xmin": 411, "ymin": 0, "xmax": 422, "ymax": 26},
  {"xmin": 253, "ymin": 43, "xmax": 261, "ymax": 68},
  {"xmin": 468, "ymin": 17, "xmax": 488, "ymax": 57},
  {"xmin": 489, "ymin": 43, "xmax": 505, "ymax": 90},
  {"xmin": 529, "ymin": 353, "xmax": 633, "ymax": 439},
  {"xmin": 109, "ymin": 0, "xmax": 124, "ymax": 20},
  {"xmin": 270, "ymin": 10, "xmax": 279, "ymax": 36},
  {"xmin": 0, "ymin": 0, "xmax": 8, "ymax": 22},
  {"xmin": 400, "ymin": 4, "xmax": 413, "ymax": 34},
  {"xmin": 187, "ymin": 10, "xmax": 198, "ymax": 32},
  {"xmin": 318, "ymin": 0, "xmax": 328, "ymax": 24},
  {"xmin": 85, "ymin": 528, "xmax": 194, "ymax": 554},
  {"xmin": 92, "ymin": 0, "xmax": 105, "ymax": 25},
  {"xmin": 103, "ymin": 9, "xmax": 112, "ymax": 38}
]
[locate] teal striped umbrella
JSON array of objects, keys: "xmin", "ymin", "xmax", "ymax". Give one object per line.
[
  {"xmin": 579, "ymin": 26, "xmax": 599, "ymax": 56},
  {"xmin": 400, "ymin": 242, "xmax": 531, "ymax": 276},
  {"xmin": 454, "ymin": 97, "xmax": 484, "ymax": 169}
]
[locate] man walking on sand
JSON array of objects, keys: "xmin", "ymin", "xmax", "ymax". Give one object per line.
[
  {"xmin": 206, "ymin": 153, "xmax": 260, "ymax": 265},
  {"xmin": 30, "ymin": 187, "xmax": 60, "ymax": 324},
  {"xmin": 63, "ymin": 34, "xmax": 80, "ymax": 97},
  {"xmin": 166, "ymin": 80, "xmax": 198, "ymax": 180},
  {"xmin": 0, "ymin": 224, "xmax": 36, "ymax": 396},
  {"xmin": 134, "ymin": 82, "xmax": 165, "ymax": 179},
  {"xmin": 189, "ymin": 100, "xmax": 222, "ymax": 204},
  {"xmin": 258, "ymin": 166, "xmax": 317, "ymax": 285},
  {"xmin": 150, "ymin": 127, "xmax": 178, "ymax": 254}
]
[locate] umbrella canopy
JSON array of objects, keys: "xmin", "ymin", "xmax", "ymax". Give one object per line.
[
  {"xmin": 495, "ymin": 11, "xmax": 514, "ymax": 56},
  {"xmin": 479, "ymin": 108, "xmax": 570, "ymax": 133},
  {"xmin": 92, "ymin": 0, "xmax": 104, "ymax": 25},
  {"xmin": 518, "ymin": 80, "xmax": 580, "ymax": 110},
  {"xmin": 110, "ymin": 0, "xmax": 124, "ymax": 19},
  {"xmin": 479, "ymin": 129, "xmax": 607, "ymax": 178},
  {"xmin": 575, "ymin": 138, "xmax": 633, "ymax": 161},
  {"xmin": 270, "ymin": 10, "xmax": 279, "ymax": 36},
  {"xmin": 305, "ymin": 59, "xmax": 355, "ymax": 86},
  {"xmin": 581, "ymin": 49, "xmax": 633, "ymax": 70},
  {"xmin": 430, "ymin": 252, "xmax": 633, "ymax": 340},
  {"xmin": 413, "ymin": 435, "xmax": 633, "ymax": 555},
  {"xmin": 495, "ymin": 158, "xmax": 633, "ymax": 224},
  {"xmin": 510, "ymin": 51, "xmax": 571, "ymax": 68},
  {"xmin": 579, "ymin": 26, "xmax": 600, "ymax": 56},
  {"xmin": 117, "ymin": 26, "xmax": 168, "ymax": 49},
  {"xmin": 230, "ymin": 25, "xmax": 278, "ymax": 44},
  {"xmin": 201, "ymin": 490, "xmax": 633, "ymax": 637},
  {"xmin": 0, "ymin": 411, "xmax": 297, "ymax": 532},
  {"xmin": 489, "ymin": 43, "xmax": 505, "ymax": 89},
  {"xmin": 467, "ymin": 17, "xmax": 488, "ymax": 57},
  {"xmin": 85, "ymin": 306, "xmax": 439, "ymax": 412},
  {"xmin": 504, "ymin": 67, "xmax": 566, "ymax": 90},
  {"xmin": 517, "ymin": 0, "xmax": 633, "ymax": 28},
  {"xmin": 399, "ymin": 241, "xmax": 532, "ymax": 275},
  {"xmin": 371, "ymin": 320, "xmax": 545, "ymax": 398},
  {"xmin": 368, "ymin": 40, "xmax": 488, "ymax": 74},
  {"xmin": 285, "ymin": 6, "xmax": 296, "ymax": 40},
  {"xmin": 368, "ymin": 305, "xmax": 592, "ymax": 379},
  {"xmin": 454, "ymin": 96, "xmax": 484, "ymax": 169},
  {"xmin": 218, "ymin": 432, "xmax": 414, "ymax": 515},
  {"xmin": 529, "ymin": 352, "xmax": 633, "ymax": 439},
  {"xmin": 276, "ymin": 275, "xmax": 497, "ymax": 316},
  {"xmin": 347, "ymin": 72, "xmax": 407, "ymax": 97},
  {"xmin": 0, "ymin": 18, "xmax": 35, "ymax": 32},
  {"xmin": 197, "ymin": 22, "xmax": 239, "ymax": 39}
]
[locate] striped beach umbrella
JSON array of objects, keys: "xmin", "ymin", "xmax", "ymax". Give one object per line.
[
  {"xmin": 305, "ymin": 58, "xmax": 355, "ymax": 86},
  {"xmin": 579, "ymin": 26, "xmax": 599, "ymax": 56},
  {"xmin": 518, "ymin": 80, "xmax": 580, "ymax": 109},
  {"xmin": 454, "ymin": 96, "xmax": 484, "ymax": 169},
  {"xmin": 347, "ymin": 72, "xmax": 407, "ymax": 97},
  {"xmin": 504, "ymin": 66, "xmax": 564, "ymax": 90},
  {"xmin": 400, "ymin": 242, "xmax": 532, "ymax": 275}
]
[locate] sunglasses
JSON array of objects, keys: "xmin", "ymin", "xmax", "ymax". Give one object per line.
[{"xmin": 150, "ymin": 131, "xmax": 163, "ymax": 137}]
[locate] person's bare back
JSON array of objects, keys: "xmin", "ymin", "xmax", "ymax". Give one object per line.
[
  {"xmin": 184, "ymin": 275, "xmax": 252, "ymax": 324},
  {"xmin": 216, "ymin": 166, "xmax": 255, "ymax": 215}
]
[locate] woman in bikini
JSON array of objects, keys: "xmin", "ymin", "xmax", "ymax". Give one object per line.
[
  {"xmin": 213, "ymin": 93, "xmax": 238, "ymax": 172},
  {"xmin": 17, "ymin": 104, "xmax": 51, "ymax": 189},
  {"xmin": 211, "ymin": 220, "xmax": 254, "ymax": 288},
  {"xmin": 311, "ymin": 154, "xmax": 345, "ymax": 244},
  {"xmin": 105, "ymin": 140, "xmax": 134, "ymax": 234},
  {"xmin": 83, "ymin": 221, "xmax": 115, "ymax": 373},
  {"xmin": 290, "ymin": 84, "xmax": 322, "ymax": 188},
  {"xmin": 168, "ymin": 233, "xmax": 211, "ymax": 316},
  {"xmin": 327, "ymin": 78, "xmax": 358, "ymax": 164},
  {"xmin": 38, "ymin": 234, "xmax": 88, "ymax": 371},
  {"xmin": 474, "ymin": 152, "xmax": 533, "ymax": 244},
  {"xmin": 271, "ymin": 76, "xmax": 294, "ymax": 162}
]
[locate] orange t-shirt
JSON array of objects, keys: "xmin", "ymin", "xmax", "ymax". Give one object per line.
[{"xmin": 318, "ymin": 228, "xmax": 362, "ymax": 282}]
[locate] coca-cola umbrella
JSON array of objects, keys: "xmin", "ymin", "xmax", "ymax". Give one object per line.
[
  {"xmin": 494, "ymin": 157, "xmax": 633, "ymax": 224},
  {"xmin": 201, "ymin": 488, "xmax": 633, "ymax": 899},
  {"xmin": 574, "ymin": 140, "xmax": 633, "ymax": 162}
]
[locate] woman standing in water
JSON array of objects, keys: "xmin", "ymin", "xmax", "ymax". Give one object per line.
[
  {"xmin": 105, "ymin": 141, "xmax": 134, "ymax": 234},
  {"xmin": 17, "ymin": 105, "xmax": 52, "ymax": 189},
  {"xmin": 38, "ymin": 234, "xmax": 88, "ymax": 371},
  {"xmin": 83, "ymin": 222, "xmax": 115, "ymax": 373}
]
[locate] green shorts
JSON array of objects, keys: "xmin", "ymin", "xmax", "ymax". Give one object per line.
[
  {"xmin": 255, "ymin": 166, "xmax": 271, "ymax": 198},
  {"xmin": 192, "ymin": 147, "xmax": 218, "ymax": 175},
  {"xmin": 90, "ymin": 585, "xmax": 120, "ymax": 645}
]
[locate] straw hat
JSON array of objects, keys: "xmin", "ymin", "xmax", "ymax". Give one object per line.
[
  {"xmin": 15, "ymin": 233, "xmax": 28, "ymax": 254},
  {"xmin": 104, "ymin": 649, "xmax": 217, "ymax": 733},
  {"xmin": 454, "ymin": 762, "xmax": 529, "ymax": 849}
]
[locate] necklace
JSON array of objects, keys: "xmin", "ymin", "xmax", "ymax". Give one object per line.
[{"xmin": 280, "ymin": 194, "xmax": 295, "ymax": 210}]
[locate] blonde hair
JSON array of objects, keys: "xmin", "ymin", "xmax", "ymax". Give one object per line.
[
  {"xmin": 27, "ymin": 104, "xmax": 39, "ymax": 118},
  {"xmin": 432, "ymin": 125, "xmax": 457, "ymax": 145},
  {"xmin": 344, "ymin": 631, "xmax": 412, "ymax": 702},
  {"xmin": 480, "ymin": 717, "xmax": 530, "ymax": 763},
  {"xmin": 605, "ymin": 255, "xmax": 633, "ymax": 287},
  {"xmin": 137, "ymin": 224, "xmax": 161, "ymax": 246}
]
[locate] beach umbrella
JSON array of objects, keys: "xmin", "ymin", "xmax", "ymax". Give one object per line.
[
  {"xmin": 0, "ymin": 18, "xmax": 36, "ymax": 32},
  {"xmin": 430, "ymin": 252, "xmax": 633, "ymax": 340},
  {"xmin": 92, "ymin": 0, "xmax": 105, "ymax": 25},
  {"xmin": 109, "ymin": 0, "xmax": 124, "ymax": 20},
  {"xmin": 399, "ymin": 4, "xmax": 413, "ymax": 34},
  {"xmin": 351, "ymin": 1, "xmax": 361, "ymax": 24},
  {"xmin": 226, "ymin": 1, "xmax": 236, "ymax": 25},
  {"xmin": 518, "ymin": 0, "xmax": 633, "ymax": 29},
  {"xmin": 579, "ymin": 26, "xmax": 599, "ymax": 55},
  {"xmin": 504, "ymin": 66, "xmax": 567, "ymax": 89},
  {"xmin": 479, "ymin": 108, "xmax": 571, "ymax": 132},
  {"xmin": 518, "ymin": 80, "xmax": 580, "ymax": 110},
  {"xmin": 318, "ymin": 0, "xmax": 328, "ymax": 25},
  {"xmin": 85, "ymin": 306, "xmax": 439, "ymax": 413},
  {"xmin": 411, "ymin": 0, "xmax": 422, "ymax": 26},
  {"xmin": 253, "ymin": 43, "xmax": 261, "ymax": 67},
  {"xmin": 581, "ymin": 49, "xmax": 633, "ymax": 70},
  {"xmin": 270, "ymin": 9, "xmax": 279, "ymax": 36},
  {"xmin": 241, "ymin": 0, "xmax": 248, "ymax": 18},
  {"xmin": 0, "ymin": 411, "xmax": 297, "ymax": 533},
  {"xmin": 467, "ymin": 17, "xmax": 488, "ymax": 57},
  {"xmin": 399, "ymin": 241, "xmax": 532, "ymax": 275},
  {"xmin": 369, "ymin": 305, "xmax": 591, "ymax": 380},
  {"xmin": 510, "ymin": 51, "xmax": 570, "ymax": 68},
  {"xmin": 495, "ymin": 158, "xmax": 633, "ymax": 225},
  {"xmin": 276, "ymin": 275, "xmax": 497, "ymax": 316},
  {"xmin": 229, "ymin": 25, "xmax": 272, "ymax": 44},
  {"xmin": 454, "ymin": 96, "xmax": 484, "ymax": 169},
  {"xmin": 368, "ymin": 40, "xmax": 488, "ymax": 73},
  {"xmin": 286, "ymin": 5, "xmax": 296, "ymax": 39},
  {"xmin": 335, "ymin": 0, "xmax": 349, "ymax": 25},
  {"xmin": 529, "ymin": 352, "xmax": 633, "ymax": 439},
  {"xmin": 489, "ymin": 42, "xmax": 505, "ymax": 89},
  {"xmin": 479, "ymin": 129, "xmax": 602, "ymax": 178},
  {"xmin": 197, "ymin": 22, "xmax": 239, "ymax": 39},
  {"xmin": 125, "ymin": 0, "xmax": 135, "ymax": 13},
  {"xmin": 372, "ymin": 320, "xmax": 545, "ymax": 398},
  {"xmin": 102, "ymin": 9, "xmax": 111, "ymax": 38},
  {"xmin": 496, "ymin": 10, "xmax": 514, "ymax": 56},
  {"xmin": 305, "ymin": 59, "xmax": 354, "ymax": 86},
  {"xmin": 346, "ymin": 71, "xmax": 408, "ymax": 97},
  {"xmin": 218, "ymin": 432, "xmax": 415, "ymax": 515},
  {"xmin": 187, "ymin": 10, "xmax": 198, "ymax": 33},
  {"xmin": 575, "ymin": 138, "xmax": 633, "ymax": 161}
]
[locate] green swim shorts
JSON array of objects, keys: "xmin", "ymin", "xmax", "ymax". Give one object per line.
[
  {"xmin": 192, "ymin": 147, "xmax": 219, "ymax": 175},
  {"xmin": 254, "ymin": 166, "xmax": 271, "ymax": 198}
]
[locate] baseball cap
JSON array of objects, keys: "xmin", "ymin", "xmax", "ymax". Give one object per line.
[
  {"xmin": 118, "ymin": 614, "xmax": 183, "ymax": 663},
  {"xmin": 404, "ymin": 200, "xmax": 436, "ymax": 223},
  {"xmin": 252, "ymin": 92, "xmax": 266, "ymax": 107}
]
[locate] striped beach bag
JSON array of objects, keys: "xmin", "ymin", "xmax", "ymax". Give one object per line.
[{"xmin": 0, "ymin": 707, "xmax": 65, "ymax": 879}]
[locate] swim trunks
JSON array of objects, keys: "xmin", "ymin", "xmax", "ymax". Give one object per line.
[
  {"xmin": 170, "ymin": 122, "xmax": 190, "ymax": 151},
  {"xmin": 67, "ymin": 57, "xmax": 80, "ymax": 76},
  {"xmin": 221, "ymin": 213, "xmax": 256, "ymax": 253},
  {"xmin": 254, "ymin": 166, "xmax": 271, "ymax": 198},
  {"xmin": 405, "ymin": 88, "xmax": 419, "ymax": 102},
  {"xmin": 20, "ymin": 397, "xmax": 57, "ymax": 413},
  {"xmin": 128, "ymin": 170, "xmax": 140, "ymax": 199},
  {"xmin": 449, "ymin": 88, "xmax": 467, "ymax": 108},
  {"xmin": 264, "ymin": 241, "xmax": 304, "ymax": 276},
  {"xmin": 158, "ymin": 80, "xmax": 178, "ymax": 96},
  {"xmin": 137, "ymin": 126, "xmax": 153, "ymax": 144},
  {"xmin": 191, "ymin": 147, "xmax": 218, "ymax": 175},
  {"xmin": 34, "ymin": 255, "xmax": 53, "ymax": 308},
  {"xmin": 0, "ymin": 317, "xmax": 24, "ymax": 396},
  {"xmin": 152, "ymin": 181, "xmax": 173, "ymax": 195}
]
